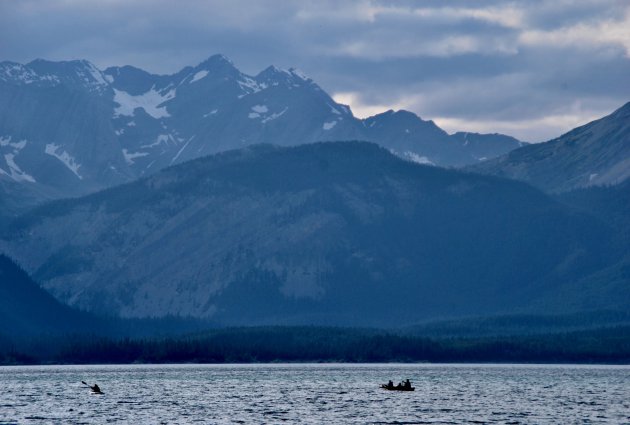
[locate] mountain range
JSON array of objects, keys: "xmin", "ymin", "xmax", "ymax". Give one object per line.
[
  {"xmin": 0, "ymin": 53, "xmax": 628, "ymax": 330},
  {"xmin": 1, "ymin": 141, "xmax": 626, "ymax": 326},
  {"xmin": 0, "ymin": 55, "xmax": 523, "ymax": 217}
]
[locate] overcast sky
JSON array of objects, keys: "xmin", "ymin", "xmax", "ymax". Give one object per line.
[{"xmin": 1, "ymin": 0, "xmax": 629, "ymax": 142}]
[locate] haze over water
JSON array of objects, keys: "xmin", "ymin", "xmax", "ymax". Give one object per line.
[{"xmin": 1, "ymin": 363, "xmax": 629, "ymax": 424}]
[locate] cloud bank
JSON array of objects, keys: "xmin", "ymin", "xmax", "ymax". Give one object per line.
[{"xmin": 1, "ymin": 0, "xmax": 628, "ymax": 141}]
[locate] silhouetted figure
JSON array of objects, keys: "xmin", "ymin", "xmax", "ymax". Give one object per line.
[
  {"xmin": 404, "ymin": 379, "xmax": 411, "ymax": 389},
  {"xmin": 91, "ymin": 384, "xmax": 101, "ymax": 394},
  {"xmin": 387, "ymin": 380, "xmax": 394, "ymax": 389},
  {"xmin": 395, "ymin": 382, "xmax": 403, "ymax": 389}
]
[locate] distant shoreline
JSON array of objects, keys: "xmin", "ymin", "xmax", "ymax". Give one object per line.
[
  {"xmin": 2, "ymin": 362, "xmax": 630, "ymax": 368},
  {"xmin": 2, "ymin": 361, "xmax": 630, "ymax": 367},
  {"xmin": 3, "ymin": 325, "xmax": 629, "ymax": 366}
]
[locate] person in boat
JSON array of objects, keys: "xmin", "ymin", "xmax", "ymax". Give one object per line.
[
  {"xmin": 91, "ymin": 384, "xmax": 101, "ymax": 393},
  {"xmin": 395, "ymin": 382, "xmax": 403, "ymax": 389},
  {"xmin": 403, "ymin": 379, "xmax": 412, "ymax": 389},
  {"xmin": 387, "ymin": 380, "xmax": 394, "ymax": 389}
]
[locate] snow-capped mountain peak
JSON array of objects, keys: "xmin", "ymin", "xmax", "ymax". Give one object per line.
[
  {"xmin": 25, "ymin": 59, "xmax": 110, "ymax": 93},
  {"xmin": 287, "ymin": 67, "xmax": 310, "ymax": 82},
  {"xmin": 0, "ymin": 61, "xmax": 60, "ymax": 86},
  {"xmin": 0, "ymin": 53, "xmax": 527, "ymax": 217},
  {"xmin": 196, "ymin": 54, "xmax": 240, "ymax": 76}
]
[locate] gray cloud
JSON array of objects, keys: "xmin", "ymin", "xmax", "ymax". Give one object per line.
[{"xmin": 0, "ymin": 0, "xmax": 628, "ymax": 141}]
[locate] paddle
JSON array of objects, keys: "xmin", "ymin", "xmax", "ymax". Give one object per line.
[{"xmin": 82, "ymin": 381, "xmax": 103, "ymax": 393}]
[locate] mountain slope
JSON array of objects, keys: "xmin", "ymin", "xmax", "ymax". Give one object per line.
[
  {"xmin": 0, "ymin": 59, "xmax": 134, "ymax": 217},
  {"xmin": 547, "ymin": 181, "xmax": 630, "ymax": 312},
  {"xmin": 0, "ymin": 254, "xmax": 90, "ymax": 336},
  {"xmin": 0, "ymin": 55, "xmax": 521, "ymax": 216},
  {"xmin": 557, "ymin": 180, "xmax": 630, "ymax": 234},
  {"xmin": 469, "ymin": 102, "xmax": 630, "ymax": 192},
  {"xmin": 1, "ymin": 142, "xmax": 624, "ymax": 326}
]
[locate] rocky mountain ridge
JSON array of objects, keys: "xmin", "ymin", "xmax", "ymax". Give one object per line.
[{"xmin": 0, "ymin": 54, "xmax": 522, "ymax": 216}]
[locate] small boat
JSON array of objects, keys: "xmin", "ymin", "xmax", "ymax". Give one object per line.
[
  {"xmin": 381, "ymin": 384, "xmax": 415, "ymax": 391},
  {"xmin": 381, "ymin": 379, "xmax": 415, "ymax": 391}
]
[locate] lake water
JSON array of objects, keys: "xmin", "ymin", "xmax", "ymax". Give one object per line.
[{"xmin": 1, "ymin": 363, "xmax": 629, "ymax": 424}]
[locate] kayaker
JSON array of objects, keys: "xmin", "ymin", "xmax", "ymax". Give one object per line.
[
  {"xmin": 404, "ymin": 379, "xmax": 411, "ymax": 389},
  {"xmin": 387, "ymin": 380, "xmax": 394, "ymax": 389},
  {"xmin": 91, "ymin": 383, "xmax": 101, "ymax": 393}
]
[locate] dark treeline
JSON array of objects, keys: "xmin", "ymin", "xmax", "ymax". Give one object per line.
[
  {"xmin": 404, "ymin": 310, "xmax": 630, "ymax": 338},
  {"xmin": 2, "ymin": 325, "xmax": 629, "ymax": 365}
]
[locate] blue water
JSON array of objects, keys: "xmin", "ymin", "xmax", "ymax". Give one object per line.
[{"xmin": 1, "ymin": 363, "xmax": 629, "ymax": 424}]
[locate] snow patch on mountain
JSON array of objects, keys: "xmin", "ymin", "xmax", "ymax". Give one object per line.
[
  {"xmin": 401, "ymin": 151, "xmax": 434, "ymax": 165},
  {"xmin": 251, "ymin": 105, "xmax": 268, "ymax": 113},
  {"xmin": 248, "ymin": 105, "xmax": 287, "ymax": 123},
  {"xmin": 0, "ymin": 62, "xmax": 59, "ymax": 85},
  {"xmin": 76, "ymin": 61, "xmax": 110, "ymax": 92},
  {"xmin": 141, "ymin": 134, "xmax": 174, "ymax": 149},
  {"xmin": 1, "ymin": 153, "xmax": 36, "ymax": 183},
  {"xmin": 289, "ymin": 68, "xmax": 309, "ymax": 81},
  {"xmin": 323, "ymin": 121, "xmax": 337, "ymax": 130},
  {"xmin": 249, "ymin": 105, "xmax": 271, "ymax": 119},
  {"xmin": 238, "ymin": 77, "xmax": 264, "ymax": 97},
  {"xmin": 113, "ymin": 87, "xmax": 175, "ymax": 119},
  {"xmin": 45, "ymin": 144, "xmax": 82, "ymax": 179},
  {"xmin": 261, "ymin": 107, "xmax": 288, "ymax": 124},
  {"xmin": 122, "ymin": 148, "xmax": 149, "ymax": 165},
  {"xmin": 0, "ymin": 136, "xmax": 35, "ymax": 182},
  {"xmin": 0, "ymin": 136, "xmax": 27, "ymax": 150},
  {"xmin": 157, "ymin": 134, "xmax": 170, "ymax": 145},
  {"xmin": 190, "ymin": 70, "xmax": 209, "ymax": 83}
]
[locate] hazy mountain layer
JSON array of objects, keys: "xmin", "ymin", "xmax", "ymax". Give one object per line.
[
  {"xmin": 469, "ymin": 102, "xmax": 630, "ymax": 192},
  {"xmin": 1, "ymin": 142, "xmax": 625, "ymax": 326}
]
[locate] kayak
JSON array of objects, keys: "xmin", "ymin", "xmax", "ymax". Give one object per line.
[
  {"xmin": 381, "ymin": 384, "xmax": 415, "ymax": 391},
  {"xmin": 82, "ymin": 381, "xmax": 103, "ymax": 394}
]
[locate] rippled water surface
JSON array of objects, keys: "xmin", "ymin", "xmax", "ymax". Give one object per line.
[{"xmin": 1, "ymin": 363, "xmax": 629, "ymax": 424}]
